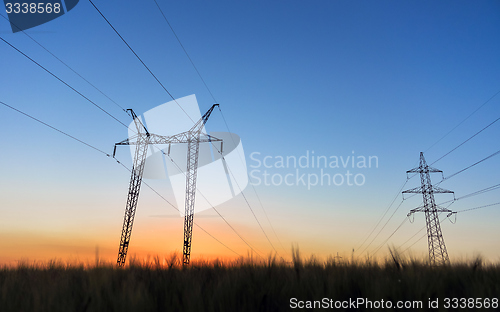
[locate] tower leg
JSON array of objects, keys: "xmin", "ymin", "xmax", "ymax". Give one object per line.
[
  {"xmin": 183, "ymin": 138, "xmax": 200, "ymax": 265},
  {"xmin": 117, "ymin": 138, "xmax": 149, "ymax": 266}
]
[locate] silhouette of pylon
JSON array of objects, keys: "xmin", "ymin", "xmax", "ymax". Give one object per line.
[{"xmin": 403, "ymin": 152, "xmax": 454, "ymax": 265}]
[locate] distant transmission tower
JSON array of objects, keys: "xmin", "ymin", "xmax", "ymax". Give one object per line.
[
  {"xmin": 403, "ymin": 152, "xmax": 454, "ymax": 266},
  {"xmin": 114, "ymin": 105, "xmax": 221, "ymax": 266}
]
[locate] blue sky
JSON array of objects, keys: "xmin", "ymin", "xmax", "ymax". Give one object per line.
[{"xmin": 0, "ymin": 0, "xmax": 499, "ymax": 264}]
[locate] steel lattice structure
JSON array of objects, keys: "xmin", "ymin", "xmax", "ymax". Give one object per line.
[
  {"xmin": 403, "ymin": 152, "xmax": 454, "ymax": 266},
  {"xmin": 114, "ymin": 105, "xmax": 221, "ymax": 267},
  {"xmin": 115, "ymin": 110, "xmax": 150, "ymax": 266}
]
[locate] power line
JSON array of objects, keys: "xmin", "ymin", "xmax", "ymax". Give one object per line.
[
  {"xmin": 152, "ymin": 0, "xmax": 283, "ymax": 255},
  {"xmin": 0, "ymin": 35, "xmax": 129, "ymax": 129},
  {"xmin": 151, "ymin": 0, "xmax": 217, "ymax": 103},
  {"xmin": 0, "ymin": 13, "xmax": 130, "ymax": 117},
  {"xmin": 431, "ymin": 115, "xmax": 500, "ymax": 166},
  {"xmin": 251, "ymin": 185, "xmax": 288, "ymax": 256},
  {"xmin": 454, "ymin": 202, "xmax": 500, "ymax": 214},
  {"xmin": 218, "ymin": 149, "xmax": 280, "ymax": 256},
  {"xmin": 358, "ymin": 199, "xmax": 406, "ymax": 256},
  {"xmin": 399, "ymin": 223, "xmax": 426, "ymax": 251},
  {"xmin": 197, "ymin": 120, "xmax": 281, "ymax": 256},
  {"xmin": 200, "ymin": 118, "xmax": 284, "ymax": 258},
  {"xmin": 424, "ymin": 88, "xmax": 500, "ymax": 153},
  {"xmin": 455, "ymin": 183, "xmax": 500, "ymax": 200},
  {"xmin": 425, "ymin": 183, "xmax": 500, "ymax": 208},
  {"xmin": 160, "ymin": 150, "xmax": 265, "ymax": 259},
  {"xmin": 371, "ymin": 217, "xmax": 408, "ymax": 256},
  {"xmin": 88, "ymin": 0, "xmax": 195, "ymax": 124},
  {"xmin": 0, "ymin": 100, "xmax": 110, "ymax": 156},
  {"xmin": 217, "ymin": 107, "xmax": 288, "ymax": 256},
  {"xmin": 355, "ymin": 178, "xmax": 409, "ymax": 252},
  {"xmin": 437, "ymin": 149, "xmax": 500, "ymax": 184}
]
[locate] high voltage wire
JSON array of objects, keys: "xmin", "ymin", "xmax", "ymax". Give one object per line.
[
  {"xmin": 0, "ymin": 36, "xmax": 129, "ymax": 129},
  {"xmin": 399, "ymin": 223, "xmax": 426, "ymax": 251},
  {"xmin": 355, "ymin": 178, "xmax": 409, "ymax": 253},
  {"xmin": 88, "ymin": 0, "xmax": 195, "ymax": 124},
  {"xmin": 430, "ymin": 114, "xmax": 500, "ymax": 166},
  {"xmin": 0, "ymin": 99, "xmax": 243, "ymax": 258},
  {"xmin": 454, "ymin": 202, "xmax": 500, "ymax": 214},
  {"xmin": 371, "ymin": 217, "xmax": 408, "ymax": 256},
  {"xmin": 212, "ymin": 145, "xmax": 280, "ymax": 257},
  {"xmin": 159, "ymin": 150, "xmax": 266, "ymax": 259},
  {"xmin": 0, "ymin": 13, "xmax": 130, "ymax": 117},
  {"xmin": 436, "ymin": 149, "xmax": 500, "ymax": 184},
  {"xmin": 150, "ymin": 0, "xmax": 286, "ymax": 257},
  {"xmin": 454, "ymin": 183, "xmax": 500, "ymax": 201},
  {"xmin": 417, "ymin": 183, "xmax": 500, "ymax": 209},
  {"xmin": 151, "ymin": 0, "xmax": 217, "ymax": 103},
  {"xmin": 424, "ymin": 88, "xmax": 500, "ymax": 153},
  {"xmin": 358, "ymin": 199, "xmax": 406, "ymax": 256},
  {"xmin": 250, "ymin": 184, "xmax": 288, "ymax": 256},
  {"xmin": 150, "ymin": 0, "xmax": 283, "ymax": 253},
  {"xmin": 0, "ymin": 100, "xmax": 111, "ymax": 156},
  {"xmin": 405, "ymin": 111, "xmax": 500, "ymax": 181},
  {"xmin": 216, "ymin": 107, "xmax": 289, "ymax": 257}
]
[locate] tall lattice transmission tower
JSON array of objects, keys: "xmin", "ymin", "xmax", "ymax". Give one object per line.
[
  {"xmin": 113, "ymin": 105, "xmax": 221, "ymax": 266},
  {"xmin": 403, "ymin": 152, "xmax": 455, "ymax": 265}
]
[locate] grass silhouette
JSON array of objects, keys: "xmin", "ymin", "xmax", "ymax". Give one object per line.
[{"xmin": 0, "ymin": 248, "xmax": 499, "ymax": 311}]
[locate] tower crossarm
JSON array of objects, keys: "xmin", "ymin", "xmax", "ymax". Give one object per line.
[
  {"xmin": 432, "ymin": 186, "xmax": 454, "ymax": 194},
  {"xmin": 147, "ymin": 133, "xmax": 222, "ymax": 145},
  {"xmin": 406, "ymin": 166, "xmax": 443, "ymax": 174},
  {"xmin": 402, "ymin": 186, "xmax": 423, "ymax": 194},
  {"xmin": 409, "ymin": 204, "xmax": 453, "ymax": 215},
  {"xmin": 402, "ymin": 186, "xmax": 454, "ymax": 195}
]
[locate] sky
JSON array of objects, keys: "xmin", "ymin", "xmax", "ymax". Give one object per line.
[{"xmin": 0, "ymin": 0, "xmax": 499, "ymax": 266}]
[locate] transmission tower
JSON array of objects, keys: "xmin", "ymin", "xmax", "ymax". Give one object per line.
[
  {"xmin": 403, "ymin": 152, "xmax": 454, "ymax": 266},
  {"xmin": 114, "ymin": 105, "xmax": 221, "ymax": 266}
]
